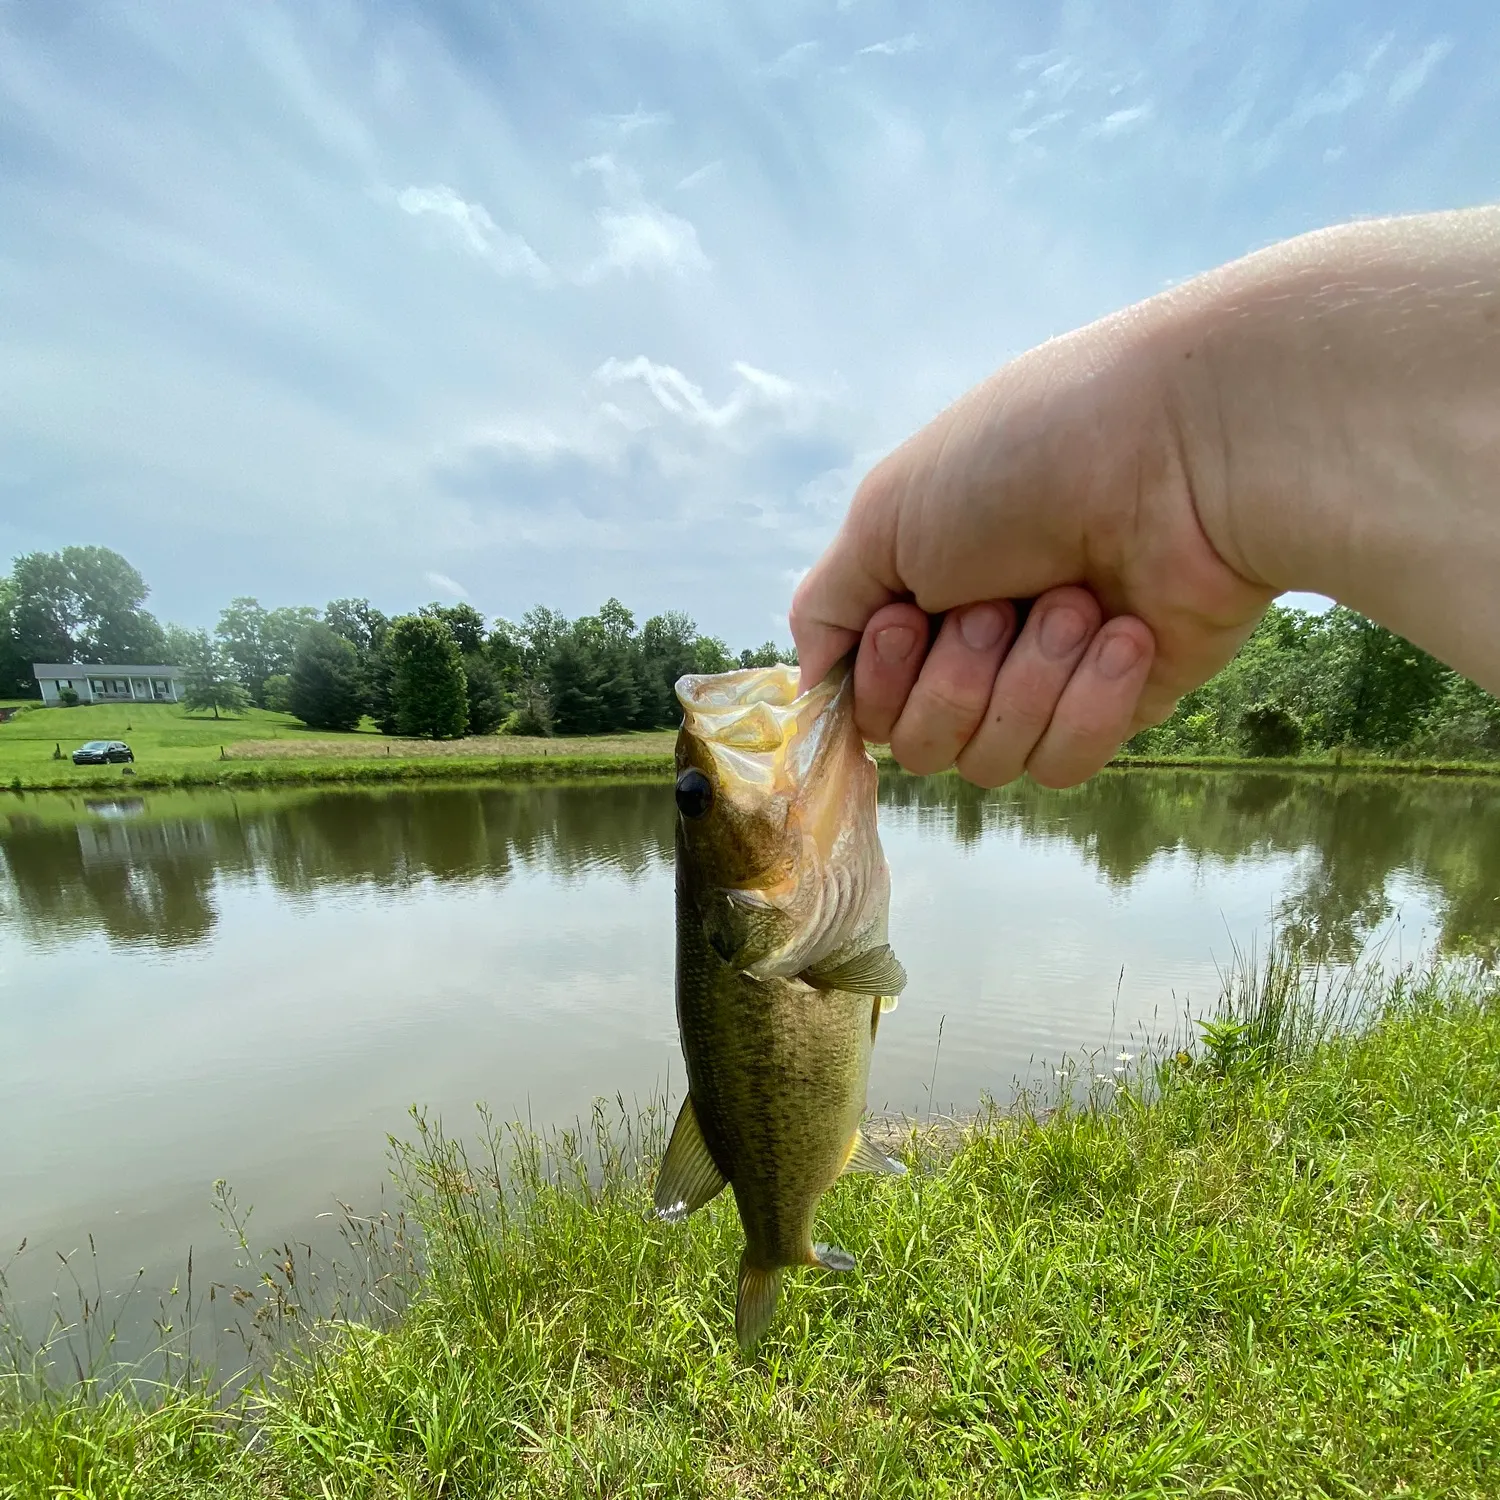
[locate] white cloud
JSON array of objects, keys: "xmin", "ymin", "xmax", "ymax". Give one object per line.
[
  {"xmin": 585, "ymin": 205, "xmax": 709, "ymax": 279},
  {"xmin": 1388, "ymin": 38, "xmax": 1453, "ymax": 106},
  {"xmin": 1089, "ymin": 102, "xmax": 1153, "ymax": 137},
  {"xmin": 675, "ymin": 160, "xmax": 722, "ymax": 191},
  {"xmin": 592, "ymin": 356, "xmax": 820, "ymax": 435},
  {"xmin": 765, "ymin": 41, "xmax": 820, "ymax": 79},
  {"xmin": 423, "ymin": 571, "xmax": 469, "ymax": 599},
  {"xmin": 598, "ymin": 107, "xmax": 671, "ymax": 133},
  {"xmin": 395, "ymin": 185, "xmax": 550, "ymax": 281},
  {"xmin": 858, "ymin": 34, "xmax": 920, "ymax": 58}
]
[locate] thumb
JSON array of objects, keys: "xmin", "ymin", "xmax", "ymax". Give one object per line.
[{"xmin": 789, "ymin": 482, "xmax": 904, "ymax": 692}]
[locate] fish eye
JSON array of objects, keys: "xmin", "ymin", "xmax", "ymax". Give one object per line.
[{"xmin": 675, "ymin": 767, "xmax": 714, "ymax": 820}]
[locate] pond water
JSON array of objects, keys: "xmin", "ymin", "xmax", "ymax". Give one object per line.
[{"xmin": 2, "ymin": 770, "xmax": 1498, "ymax": 1350}]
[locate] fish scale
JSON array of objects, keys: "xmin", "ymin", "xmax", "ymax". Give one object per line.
[{"xmin": 653, "ymin": 661, "xmax": 908, "ymax": 1349}]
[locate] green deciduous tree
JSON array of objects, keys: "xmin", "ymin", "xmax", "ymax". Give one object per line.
[
  {"xmin": 261, "ymin": 673, "xmax": 293, "ymax": 713},
  {"xmin": 176, "ymin": 629, "xmax": 251, "ymax": 718},
  {"xmin": 289, "ymin": 624, "xmax": 365, "ymax": 731},
  {"xmin": 215, "ymin": 598, "xmax": 321, "ymax": 704},
  {"xmin": 4, "ymin": 547, "xmax": 165, "ymax": 675},
  {"xmin": 387, "ymin": 614, "xmax": 468, "ymax": 739}
]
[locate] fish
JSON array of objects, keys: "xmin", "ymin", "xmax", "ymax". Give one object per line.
[{"xmin": 653, "ymin": 659, "xmax": 908, "ymax": 1350}]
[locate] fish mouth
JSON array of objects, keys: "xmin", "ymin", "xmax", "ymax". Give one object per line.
[{"xmin": 675, "ymin": 660, "xmax": 851, "ymax": 789}]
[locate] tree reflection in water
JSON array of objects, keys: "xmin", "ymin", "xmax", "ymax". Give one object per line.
[{"xmin": 2, "ymin": 770, "xmax": 1497, "ymax": 961}]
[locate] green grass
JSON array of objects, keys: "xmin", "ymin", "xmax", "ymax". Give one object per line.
[
  {"xmin": 0, "ymin": 703, "xmax": 677, "ymax": 789},
  {"xmin": 4, "ymin": 952, "xmax": 1498, "ymax": 1497}
]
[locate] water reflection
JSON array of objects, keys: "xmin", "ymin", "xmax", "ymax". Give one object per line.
[
  {"xmin": 0, "ymin": 784, "xmax": 676, "ymax": 952},
  {"xmin": 3, "ymin": 772, "xmax": 1499, "ymax": 960},
  {"xmin": 879, "ymin": 769, "xmax": 1500, "ymax": 960}
]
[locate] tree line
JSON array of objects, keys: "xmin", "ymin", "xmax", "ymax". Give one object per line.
[
  {"xmin": 3, "ymin": 546, "xmax": 1498, "ymax": 753},
  {"xmin": 0, "ymin": 546, "xmax": 793, "ymax": 737}
]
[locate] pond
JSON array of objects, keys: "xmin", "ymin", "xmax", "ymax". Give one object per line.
[{"xmin": 2, "ymin": 770, "xmax": 1498, "ymax": 1352}]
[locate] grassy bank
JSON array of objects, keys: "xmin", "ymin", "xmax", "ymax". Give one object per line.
[
  {"xmin": 0, "ymin": 702, "xmax": 677, "ymax": 789},
  {"xmin": 4, "ymin": 955, "xmax": 1499, "ymax": 1497}
]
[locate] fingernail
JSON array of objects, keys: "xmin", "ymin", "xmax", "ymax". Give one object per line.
[
  {"xmin": 1097, "ymin": 632, "xmax": 1143, "ymax": 680},
  {"xmin": 1039, "ymin": 606, "xmax": 1088, "ymax": 660},
  {"xmin": 873, "ymin": 625, "xmax": 917, "ymax": 665},
  {"xmin": 958, "ymin": 602, "xmax": 1005, "ymax": 652}
]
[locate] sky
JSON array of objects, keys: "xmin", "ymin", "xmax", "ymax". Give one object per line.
[{"xmin": 2, "ymin": 1, "xmax": 1497, "ymax": 646}]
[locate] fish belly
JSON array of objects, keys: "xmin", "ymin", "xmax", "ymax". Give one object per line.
[{"xmin": 677, "ymin": 873, "xmax": 872, "ymax": 1271}]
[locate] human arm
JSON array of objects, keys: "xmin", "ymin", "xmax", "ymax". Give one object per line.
[{"xmin": 789, "ymin": 206, "xmax": 1500, "ymax": 787}]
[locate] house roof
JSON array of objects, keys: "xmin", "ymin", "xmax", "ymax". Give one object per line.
[{"xmin": 32, "ymin": 663, "xmax": 184, "ymax": 679}]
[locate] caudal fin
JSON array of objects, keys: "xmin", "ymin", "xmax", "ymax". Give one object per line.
[{"xmin": 736, "ymin": 1259, "xmax": 783, "ymax": 1351}]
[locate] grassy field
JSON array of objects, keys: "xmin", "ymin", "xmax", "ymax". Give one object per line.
[
  {"xmin": 3, "ymin": 953, "xmax": 1498, "ymax": 1497},
  {"xmin": 0, "ymin": 702, "xmax": 677, "ymax": 789},
  {"xmin": 2, "ymin": 699, "xmax": 1498, "ymax": 792}
]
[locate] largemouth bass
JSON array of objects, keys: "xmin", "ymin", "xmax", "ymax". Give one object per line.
[{"xmin": 653, "ymin": 660, "xmax": 908, "ymax": 1349}]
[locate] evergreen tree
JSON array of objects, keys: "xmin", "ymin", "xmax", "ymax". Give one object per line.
[
  {"xmin": 388, "ymin": 614, "xmax": 468, "ymax": 739},
  {"xmin": 462, "ymin": 650, "xmax": 507, "ymax": 735},
  {"xmin": 289, "ymin": 624, "xmax": 365, "ymax": 731}
]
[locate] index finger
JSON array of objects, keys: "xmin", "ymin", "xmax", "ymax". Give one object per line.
[{"xmin": 789, "ymin": 492, "xmax": 904, "ymax": 691}]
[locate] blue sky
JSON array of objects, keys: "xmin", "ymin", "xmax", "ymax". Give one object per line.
[{"xmin": 2, "ymin": 1, "xmax": 1496, "ymax": 644}]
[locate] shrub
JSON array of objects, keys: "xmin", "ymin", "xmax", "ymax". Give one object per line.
[{"xmin": 1239, "ymin": 701, "xmax": 1303, "ymax": 758}]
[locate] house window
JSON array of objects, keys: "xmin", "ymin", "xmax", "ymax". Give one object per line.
[
  {"xmin": 91, "ymin": 680, "xmax": 104, "ymax": 693},
  {"xmin": 57, "ymin": 680, "xmax": 71, "ymax": 691},
  {"xmin": 153, "ymin": 679, "xmax": 170, "ymax": 697}
]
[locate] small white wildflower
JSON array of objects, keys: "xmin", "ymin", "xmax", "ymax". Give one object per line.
[
  {"xmin": 1112, "ymin": 1064, "xmax": 1126, "ymax": 1074},
  {"xmin": 1094, "ymin": 1073, "xmax": 1115, "ymax": 1085},
  {"xmin": 1116, "ymin": 1052, "xmax": 1134, "ymax": 1063}
]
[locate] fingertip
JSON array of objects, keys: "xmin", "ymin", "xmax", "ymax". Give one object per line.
[{"xmin": 853, "ymin": 602, "xmax": 929, "ymax": 742}]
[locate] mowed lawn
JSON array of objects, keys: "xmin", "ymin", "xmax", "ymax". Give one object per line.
[{"xmin": 0, "ymin": 702, "xmax": 677, "ymax": 786}]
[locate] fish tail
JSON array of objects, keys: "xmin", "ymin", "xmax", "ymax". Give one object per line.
[{"xmin": 735, "ymin": 1257, "xmax": 783, "ymax": 1351}]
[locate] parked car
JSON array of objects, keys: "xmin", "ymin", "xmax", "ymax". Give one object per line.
[{"xmin": 71, "ymin": 740, "xmax": 134, "ymax": 765}]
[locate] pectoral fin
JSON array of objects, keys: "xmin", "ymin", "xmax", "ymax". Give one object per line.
[
  {"xmin": 841, "ymin": 1128, "xmax": 907, "ymax": 1177},
  {"xmin": 653, "ymin": 1096, "xmax": 727, "ymax": 1223},
  {"xmin": 802, "ymin": 943, "xmax": 908, "ymax": 996}
]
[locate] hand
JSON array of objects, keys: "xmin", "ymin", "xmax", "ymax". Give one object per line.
[{"xmin": 790, "ymin": 303, "xmax": 1275, "ymax": 788}]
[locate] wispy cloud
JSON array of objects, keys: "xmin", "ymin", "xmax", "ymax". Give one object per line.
[
  {"xmin": 1088, "ymin": 102, "xmax": 1153, "ymax": 137},
  {"xmin": 675, "ymin": 160, "xmax": 723, "ymax": 192},
  {"xmin": 585, "ymin": 206, "xmax": 709, "ymax": 280},
  {"xmin": 858, "ymin": 34, "xmax": 920, "ymax": 58},
  {"xmin": 395, "ymin": 185, "xmax": 550, "ymax": 281},
  {"xmin": 1388, "ymin": 38, "xmax": 1453, "ymax": 106},
  {"xmin": 423, "ymin": 571, "xmax": 469, "ymax": 599},
  {"xmin": 765, "ymin": 41, "xmax": 820, "ymax": 79},
  {"xmin": 597, "ymin": 107, "xmax": 671, "ymax": 133}
]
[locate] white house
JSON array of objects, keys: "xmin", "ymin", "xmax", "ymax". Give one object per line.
[{"xmin": 33, "ymin": 663, "xmax": 185, "ymax": 706}]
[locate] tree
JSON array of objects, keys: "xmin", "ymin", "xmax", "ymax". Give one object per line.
[
  {"xmin": 548, "ymin": 633, "xmax": 605, "ymax": 735},
  {"xmin": 215, "ymin": 597, "xmax": 320, "ymax": 704},
  {"xmin": 462, "ymin": 651, "xmax": 507, "ymax": 735},
  {"xmin": 176, "ymin": 629, "xmax": 251, "ymax": 718},
  {"xmin": 1311, "ymin": 608, "xmax": 1447, "ymax": 750},
  {"xmin": 262, "ymin": 673, "xmax": 293, "ymax": 713},
  {"xmin": 0, "ymin": 574, "xmax": 26, "ymax": 697},
  {"xmin": 387, "ymin": 614, "xmax": 468, "ymax": 739},
  {"xmin": 6, "ymin": 546, "xmax": 165, "ymax": 672},
  {"xmin": 420, "ymin": 602, "xmax": 486, "ymax": 655},
  {"xmin": 1239, "ymin": 702, "xmax": 1304, "ymax": 757},
  {"xmin": 289, "ymin": 624, "xmax": 365, "ymax": 731},
  {"xmin": 738, "ymin": 641, "xmax": 797, "ymax": 669},
  {"xmin": 324, "ymin": 598, "xmax": 389, "ymax": 655}
]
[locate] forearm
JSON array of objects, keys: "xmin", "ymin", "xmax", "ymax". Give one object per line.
[{"xmin": 1157, "ymin": 207, "xmax": 1500, "ymax": 691}]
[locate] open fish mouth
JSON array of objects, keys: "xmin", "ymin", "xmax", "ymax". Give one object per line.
[{"xmin": 675, "ymin": 661, "xmax": 850, "ymax": 790}]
